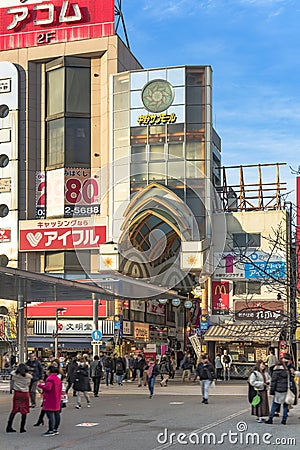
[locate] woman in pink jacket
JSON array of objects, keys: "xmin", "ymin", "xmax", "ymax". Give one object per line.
[{"xmin": 38, "ymin": 365, "xmax": 62, "ymax": 436}]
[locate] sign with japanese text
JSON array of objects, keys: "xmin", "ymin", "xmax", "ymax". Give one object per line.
[
  {"xmin": 36, "ymin": 171, "xmax": 45, "ymax": 218},
  {"xmin": 64, "ymin": 168, "xmax": 100, "ymax": 217},
  {"xmin": 211, "ymin": 280, "xmax": 230, "ymax": 315},
  {"xmin": 146, "ymin": 300, "xmax": 165, "ymax": 316},
  {"xmin": 33, "ymin": 319, "xmax": 113, "ymax": 335},
  {"xmin": 214, "ymin": 251, "xmax": 286, "ymax": 280},
  {"xmin": 19, "ymin": 217, "xmax": 106, "ymax": 251},
  {"xmin": 0, "ymin": 178, "xmax": 11, "ymax": 192},
  {"xmin": 234, "ymin": 300, "xmax": 285, "ymax": 323},
  {"xmin": 134, "ymin": 322, "xmax": 149, "ymax": 341},
  {"xmin": 26, "ymin": 300, "xmax": 107, "ymax": 318},
  {"xmin": 0, "ymin": 0, "xmax": 115, "ymax": 51},
  {"xmin": 137, "ymin": 113, "xmax": 177, "ymax": 126}
]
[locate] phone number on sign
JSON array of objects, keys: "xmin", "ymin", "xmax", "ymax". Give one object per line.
[{"xmin": 64, "ymin": 205, "xmax": 100, "ymax": 217}]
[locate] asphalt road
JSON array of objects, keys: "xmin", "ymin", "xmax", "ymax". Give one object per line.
[{"xmin": 0, "ymin": 381, "xmax": 299, "ymax": 450}]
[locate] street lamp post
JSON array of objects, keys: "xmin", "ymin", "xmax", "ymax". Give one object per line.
[{"xmin": 54, "ymin": 308, "xmax": 65, "ymax": 359}]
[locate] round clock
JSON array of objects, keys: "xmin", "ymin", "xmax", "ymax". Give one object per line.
[{"xmin": 141, "ymin": 79, "xmax": 174, "ymax": 113}]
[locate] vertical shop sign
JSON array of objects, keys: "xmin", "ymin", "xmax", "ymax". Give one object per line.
[{"xmin": 211, "ymin": 281, "xmax": 230, "ymax": 315}]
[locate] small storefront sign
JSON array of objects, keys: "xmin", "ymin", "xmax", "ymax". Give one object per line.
[
  {"xmin": 134, "ymin": 322, "xmax": 149, "ymax": 341},
  {"xmin": 212, "ymin": 281, "xmax": 230, "ymax": 315},
  {"xmin": 234, "ymin": 300, "xmax": 285, "ymax": 322}
]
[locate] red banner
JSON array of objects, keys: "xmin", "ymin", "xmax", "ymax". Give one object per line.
[
  {"xmin": 212, "ymin": 280, "xmax": 230, "ymax": 315},
  {"xmin": 25, "ymin": 300, "xmax": 107, "ymax": 318},
  {"xmin": 20, "ymin": 224, "xmax": 106, "ymax": 251},
  {"xmin": 0, "ymin": 229, "xmax": 11, "ymax": 242},
  {"xmin": 0, "ymin": 0, "xmax": 114, "ymax": 51}
]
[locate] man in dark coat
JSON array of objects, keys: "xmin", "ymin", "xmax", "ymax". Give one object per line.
[
  {"xmin": 196, "ymin": 354, "xmax": 215, "ymax": 404},
  {"xmin": 65, "ymin": 357, "xmax": 78, "ymax": 396},
  {"xmin": 103, "ymin": 353, "xmax": 114, "ymax": 386},
  {"xmin": 26, "ymin": 352, "xmax": 43, "ymax": 408}
]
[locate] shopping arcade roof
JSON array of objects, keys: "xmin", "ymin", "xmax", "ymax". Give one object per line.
[
  {"xmin": 0, "ymin": 266, "xmax": 183, "ymax": 303},
  {"xmin": 204, "ymin": 324, "xmax": 283, "ymax": 342}
]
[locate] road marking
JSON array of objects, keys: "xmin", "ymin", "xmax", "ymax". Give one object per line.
[
  {"xmin": 169, "ymin": 402, "xmax": 184, "ymax": 405},
  {"xmin": 153, "ymin": 408, "xmax": 248, "ymax": 450}
]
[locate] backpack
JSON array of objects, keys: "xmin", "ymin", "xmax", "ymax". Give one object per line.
[
  {"xmin": 116, "ymin": 361, "xmax": 123, "ymax": 372},
  {"xmin": 95, "ymin": 362, "xmax": 103, "ymax": 377}
]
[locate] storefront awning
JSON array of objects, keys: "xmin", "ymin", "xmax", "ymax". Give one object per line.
[{"xmin": 204, "ymin": 324, "xmax": 282, "ymax": 342}]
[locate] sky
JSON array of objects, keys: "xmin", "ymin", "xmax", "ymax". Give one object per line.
[{"xmin": 118, "ymin": 0, "xmax": 300, "ymax": 206}]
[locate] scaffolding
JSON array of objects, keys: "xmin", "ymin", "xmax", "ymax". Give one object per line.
[{"xmin": 216, "ymin": 162, "xmax": 287, "ymax": 212}]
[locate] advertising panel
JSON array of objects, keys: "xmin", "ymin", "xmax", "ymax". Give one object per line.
[
  {"xmin": 26, "ymin": 300, "xmax": 107, "ymax": 318},
  {"xmin": 36, "ymin": 171, "xmax": 46, "ymax": 219},
  {"xmin": 234, "ymin": 300, "xmax": 285, "ymax": 323},
  {"xmin": 134, "ymin": 322, "xmax": 149, "ymax": 341},
  {"xmin": 211, "ymin": 280, "xmax": 230, "ymax": 315},
  {"xmin": 146, "ymin": 300, "xmax": 165, "ymax": 316},
  {"xmin": 64, "ymin": 168, "xmax": 100, "ymax": 217},
  {"xmin": 0, "ymin": 229, "xmax": 11, "ymax": 242},
  {"xmin": 19, "ymin": 216, "xmax": 106, "ymax": 251},
  {"xmin": 0, "ymin": 0, "xmax": 115, "ymax": 51}
]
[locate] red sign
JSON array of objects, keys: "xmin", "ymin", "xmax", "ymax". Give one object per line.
[
  {"xmin": 25, "ymin": 300, "xmax": 107, "ymax": 318},
  {"xmin": 19, "ymin": 219, "xmax": 106, "ymax": 251},
  {"xmin": 0, "ymin": 0, "xmax": 115, "ymax": 51},
  {"xmin": 212, "ymin": 281, "xmax": 230, "ymax": 315},
  {"xmin": 0, "ymin": 229, "xmax": 11, "ymax": 242}
]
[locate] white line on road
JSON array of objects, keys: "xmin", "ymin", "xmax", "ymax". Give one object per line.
[{"xmin": 152, "ymin": 408, "xmax": 249, "ymax": 450}]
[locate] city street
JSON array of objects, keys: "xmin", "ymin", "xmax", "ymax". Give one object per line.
[{"xmin": 0, "ymin": 380, "xmax": 299, "ymax": 450}]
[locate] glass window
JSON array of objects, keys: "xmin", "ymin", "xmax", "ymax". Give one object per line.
[
  {"xmin": 233, "ymin": 281, "xmax": 246, "ymax": 295},
  {"xmin": 149, "ymin": 125, "xmax": 166, "ymax": 144},
  {"xmin": 149, "ymin": 144, "xmax": 164, "ymax": 161},
  {"xmin": 131, "ymin": 163, "xmax": 147, "ymax": 181},
  {"xmin": 168, "ymin": 143, "xmax": 183, "ymax": 159},
  {"xmin": 167, "ymin": 124, "xmax": 184, "ymax": 142},
  {"xmin": 168, "ymin": 105, "xmax": 184, "ymax": 123},
  {"xmin": 66, "ymin": 67, "xmax": 90, "ymax": 114},
  {"xmin": 114, "ymin": 92, "xmax": 129, "ymax": 111},
  {"xmin": 47, "ymin": 68, "xmax": 64, "ymax": 117},
  {"xmin": 173, "ymin": 87, "xmax": 185, "ymax": 105},
  {"xmin": 131, "ymin": 108, "xmax": 146, "ymax": 127},
  {"xmin": 131, "ymin": 90, "xmax": 142, "ymax": 109},
  {"xmin": 131, "ymin": 71, "xmax": 148, "ymax": 90},
  {"xmin": 131, "ymin": 146, "xmax": 147, "ymax": 162},
  {"xmin": 248, "ymin": 282, "xmax": 261, "ymax": 294},
  {"xmin": 186, "ymin": 69, "xmax": 204, "ymax": 86},
  {"xmin": 186, "ymin": 141, "xmax": 205, "ymax": 160},
  {"xmin": 65, "ymin": 118, "xmax": 90, "ymax": 166},
  {"xmin": 45, "ymin": 252, "xmax": 64, "ymax": 272},
  {"xmin": 186, "ymin": 160, "xmax": 205, "ymax": 178},
  {"xmin": 114, "ymin": 110, "xmax": 129, "ymax": 129},
  {"xmin": 114, "ymin": 73, "xmax": 130, "ymax": 94},
  {"xmin": 186, "ymin": 86, "xmax": 203, "ymax": 105},
  {"xmin": 149, "ymin": 69, "xmax": 167, "ymax": 80},
  {"xmin": 114, "ymin": 146, "xmax": 130, "ymax": 160},
  {"xmin": 167, "ymin": 67, "xmax": 185, "ymax": 86},
  {"xmin": 233, "ymin": 233, "xmax": 261, "ymax": 248},
  {"xmin": 130, "ymin": 127, "xmax": 147, "ymax": 145},
  {"xmin": 186, "ymin": 105, "xmax": 203, "ymax": 123},
  {"xmin": 65, "ymin": 251, "xmax": 90, "ymax": 273},
  {"xmin": 114, "ymin": 128, "xmax": 129, "ymax": 148},
  {"xmin": 149, "ymin": 162, "xmax": 166, "ymax": 181},
  {"xmin": 167, "ymin": 161, "xmax": 184, "ymax": 180},
  {"xmin": 47, "ymin": 118, "xmax": 64, "ymax": 166}
]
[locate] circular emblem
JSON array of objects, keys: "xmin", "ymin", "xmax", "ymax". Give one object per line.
[{"xmin": 141, "ymin": 79, "xmax": 174, "ymax": 113}]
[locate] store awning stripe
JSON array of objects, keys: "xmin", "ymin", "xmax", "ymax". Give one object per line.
[{"xmin": 204, "ymin": 324, "xmax": 282, "ymax": 342}]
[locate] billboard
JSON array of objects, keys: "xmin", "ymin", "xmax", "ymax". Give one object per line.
[
  {"xmin": 234, "ymin": 300, "xmax": 285, "ymax": 323},
  {"xmin": 26, "ymin": 300, "xmax": 107, "ymax": 318},
  {"xmin": 211, "ymin": 280, "xmax": 230, "ymax": 315},
  {"xmin": 0, "ymin": 0, "xmax": 115, "ymax": 51},
  {"xmin": 19, "ymin": 216, "xmax": 106, "ymax": 251}
]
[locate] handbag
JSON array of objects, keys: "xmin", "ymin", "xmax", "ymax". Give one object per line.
[
  {"xmin": 251, "ymin": 393, "xmax": 261, "ymax": 407},
  {"xmin": 285, "ymin": 374, "xmax": 295, "ymax": 405}
]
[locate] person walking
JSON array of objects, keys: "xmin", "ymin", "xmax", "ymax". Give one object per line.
[
  {"xmin": 26, "ymin": 352, "xmax": 43, "ymax": 408},
  {"xmin": 265, "ymin": 359, "xmax": 290, "ymax": 425},
  {"xmin": 181, "ymin": 352, "xmax": 193, "ymax": 382},
  {"xmin": 2, "ymin": 351, "xmax": 10, "ymax": 379},
  {"xmin": 159, "ymin": 355, "xmax": 171, "ymax": 387},
  {"xmin": 249, "ymin": 360, "xmax": 270, "ymax": 423},
  {"xmin": 115, "ymin": 356, "xmax": 126, "ymax": 385},
  {"xmin": 103, "ymin": 353, "xmax": 114, "ymax": 386},
  {"xmin": 214, "ymin": 354, "xmax": 223, "ymax": 380},
  {"xmin": 38, "ymin": 365, "xmax": 62, "ymax": 436},
  {"xmin": 196, "ymin": 354, "xmax": 215, "ymax": 404},
  {"xmin": 65, "ymin": 357, "xmax": 78, "ymax": 396},
  {"xmin": 146, "ymin": 358, "xmax": 160, "ymax": 399},
  {"xmin": 73, "ymin": 358, "xmax": 91, "ymax": 409},
  {"xmin": 90, "ymin": 355, "xmax": 103, "ymax": 396},
  {"xmin": 6, "ymin": 363, "xmax": 32, "ymax": 433},
  {"xmin": 266, "ymin": 349, "xmax": 277, "ymax": 377}
]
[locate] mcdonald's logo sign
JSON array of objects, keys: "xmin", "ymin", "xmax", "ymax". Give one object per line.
[{"xmin": 212, "ymin": 281, "xmax": 229, "ymax": 315}]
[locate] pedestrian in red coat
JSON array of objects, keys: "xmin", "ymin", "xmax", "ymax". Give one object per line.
[{"xmin": 38, "ymin": 365, "xmax": 62, "ymax": 436}]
